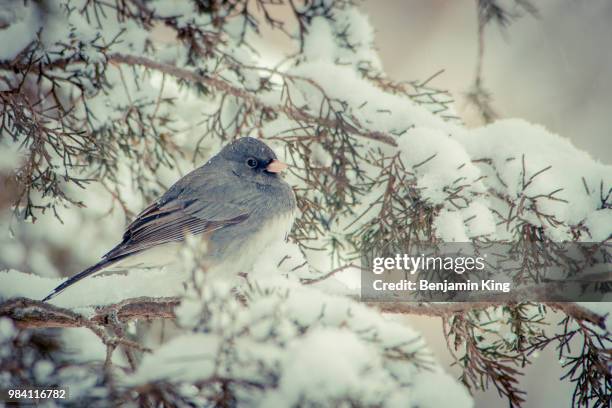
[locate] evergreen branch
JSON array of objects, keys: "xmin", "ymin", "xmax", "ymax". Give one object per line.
[{"xmin": 108, "ymin": 53, "xmax": 398, "ymax": 147}]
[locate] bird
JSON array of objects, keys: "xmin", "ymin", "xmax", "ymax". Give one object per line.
[{"xmin": 42, "ymin": 137, "xmax": 297, "ymax": 302}]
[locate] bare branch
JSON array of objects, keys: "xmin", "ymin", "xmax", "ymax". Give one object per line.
[
  {"xmin": 0, "ymin": 297, "xmax": 180, "ymax": 329},
  {"xmin": 1, "ymin": 296, "xmax": 605, "ymax": 331},
  {"xmin": 369, "ymin": 301, "xmax": 606, "ymax": 329}
]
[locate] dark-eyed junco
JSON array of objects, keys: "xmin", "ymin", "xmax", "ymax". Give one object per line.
[{"xmin": 43, "ymin": 137, "xmax": 296, "ymax": 301}]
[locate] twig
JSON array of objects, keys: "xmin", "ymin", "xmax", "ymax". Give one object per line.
[
  {"xmin": 108, "ymin": 53, "xmax": 398, "ymax": 147},
  {"xmin": 301, "ymin": 263, "xmax": 360, "ymax": 285},
  {"xmin": 1, "ymin": 295, "xmax": 605, "ymax": 331}
]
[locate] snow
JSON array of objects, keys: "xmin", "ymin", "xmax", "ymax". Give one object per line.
[
  {"xmin": 302, "ymin": 9, "xmax": 382, "ymax": 70},
  {"xmin": 458, "ymin": 119, "xmax": 611, "ymax": 240},
  {"xmin": 462, "ymin": 201, "xmax": 497, "ymax": 237},
  {"xmin": 332, "ymin": 7, "xmax": 382, "ymax": 69},
  {"xmin": 61, "ymin": 328, "xmax": 125, "ymax": 365},
  {"xmin": 0, "ymin": 268, "xmax": 186, "ymax": 308},
  {"xmin": 287, "ymin": 60, "xmax": 459, "ymax": 138},
  {"xmin": 0, "ymin": 0, "xmax": 40, "ymax": 60},
  {"xmin": 33, "ymin": 360, "xmax": 54, "ymax": 383},
  {"xmin": 125, "ymin": 333, "xmax": 220, "ymax": 385},
  {"xmin": 0, "ymin": 239, "xmax": 26, "ymax": 269},
  {"xmin": 410, "ymin": 370, "xmax": 474, "ymax": 408},
  {"xmin": 0, "ymin": 1, "xmax": 609, "ymax": 406},
  {"xmin": 149, "ymin": 1, "xmax": 195, "ymax": 18},
  {"xmin": 433, "ymin": 209, "xmax": 470, "ymax": 242},
  {"xmin": 0, "ymin": 317, "xmax": 15, "ymax": 342},
  {"xmin": 0, "ymin": 137, "xmax": 26, "ymax": 171},
  {"xmin": 121, "ymin": 276, "xmax": 469, "ymax": 407},
  {"xmin": 262, "ymin": 328, "xmax": 388, "ymax": 406},
  {"xmin": 583, "ymin": 209, "xmax": 612, "ymax": 242},
  {"xmin": 398, "ymin": 127, "xmax": 484, "ymax": 205},
  {"xmin": 302, "ymin": 18, "xmax": 336, "ymax": 62}
]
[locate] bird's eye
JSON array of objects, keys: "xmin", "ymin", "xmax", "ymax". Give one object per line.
[{"xmin": 246, "ymin": 158, "xmax": 258, "ymax": 168}]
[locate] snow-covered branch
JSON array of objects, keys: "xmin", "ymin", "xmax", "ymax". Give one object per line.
[
  {"xmin": 1, "ymin": 1, "xmax": 610, "ymax": 406},
  {"xmin": 109, "ymin": 53, "xmax": 399, "ymax": 147}
]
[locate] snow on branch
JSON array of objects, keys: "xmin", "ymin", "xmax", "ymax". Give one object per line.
[
  {"xmin": 109, "ymin": 53, "xmax": 399, "ymax": 147},
  {"xmin": 1, "ymin": 1, "xmax": 611, "ymax": 406}
]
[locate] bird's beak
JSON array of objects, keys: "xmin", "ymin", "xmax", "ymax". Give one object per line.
[{"xmin": 266, "ymin": 159, "xmax": 288, "ymax": 173}]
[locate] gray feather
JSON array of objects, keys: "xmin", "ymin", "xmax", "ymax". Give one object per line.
[{"xmin": 43, "ymin": 137, "xmax": 296, "ymax": 301}]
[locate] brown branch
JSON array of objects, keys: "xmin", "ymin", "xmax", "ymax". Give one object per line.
[
  {"xmin": 0, "ymin": 296, "xmax": 149, "ymax": 369},
  {"xmin": 0, "ymin": 297, "xmax": 180, "ymax": 329},
  {"xmin": 368, "ymin": 301, "xmax": 606, "ymax": 329},
  {"xmin": 93, "ymin": 296, "xmax": 180, "ymax": 324},
  {"xmin": 1, "ymin": 295, "xmax": 605, "ymax": 331},
  {"xmin": 108, "ymin": 53, "xmax": 398, "ymax": 147}
]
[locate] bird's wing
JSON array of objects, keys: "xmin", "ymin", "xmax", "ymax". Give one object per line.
[
  {"xmin": 102, "ymin": 197, "xmax": 249, "ymax": 260},
  {"xmin": 42, "ymin": 160, "xmax": 261, "ymax": 303},
  {"xmin": 42, "ymin": 177, "xmax": 251, "ymax": 302}
]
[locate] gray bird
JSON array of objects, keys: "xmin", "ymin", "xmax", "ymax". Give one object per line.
[{"xmin": 43, "ymin": 137, "xmax": 296, "ymax": 301}]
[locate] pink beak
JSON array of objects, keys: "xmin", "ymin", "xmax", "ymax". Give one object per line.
[{"xmin": 266, "ymin": 159, "xmax": 288, "ymax": 173}]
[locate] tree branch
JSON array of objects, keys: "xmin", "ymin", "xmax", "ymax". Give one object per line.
[
  {"xmin": 1, "ymin": 296, "xmax": 605, "ymax": 331},
  {"xmin": 368, "ymin": 301, "xmax": 607, "ymax": 329},
  {"xmin": 108, "ymin": 53, "xmax": 398, "ymax": 147},
  {"xmin": 0, "ymin": 297, "xmax": 180, "ymax": 329}
]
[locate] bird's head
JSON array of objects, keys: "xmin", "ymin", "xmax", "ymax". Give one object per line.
[{"xmin": 219, "ymin": 137, "xmax": 289, "ymax": 186}]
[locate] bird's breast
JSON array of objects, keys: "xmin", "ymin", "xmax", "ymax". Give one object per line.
[{"xmin": 210, "ymin": 209, "xmax": 296, "ymax": 275}]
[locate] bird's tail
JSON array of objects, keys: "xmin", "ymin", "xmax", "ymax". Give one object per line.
[{"xmin": 42, "ymin": 256, "xmax": 126, "ymax": 302}]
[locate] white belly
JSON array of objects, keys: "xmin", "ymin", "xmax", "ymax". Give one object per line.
[
  {"xmin": 209, "ymin": 211, "xmax": 296, "ymax": 277},
  {"xmin": 106, "ymin": 211, "xmax": 295, "ymax": 279}
]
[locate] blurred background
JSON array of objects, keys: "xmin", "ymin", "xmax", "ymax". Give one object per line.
[
  {"xmin": 360, "ymin": 1, "xmax": 611, "ymax": 406},
  {"xmin": 361, "ymin": 0, "xmax": 611, "ymax": 165}
]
